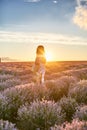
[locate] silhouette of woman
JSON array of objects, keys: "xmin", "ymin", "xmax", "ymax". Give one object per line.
[{"xmin": 32, "ymin": 45, "xmax": 46, "ymax": 85}]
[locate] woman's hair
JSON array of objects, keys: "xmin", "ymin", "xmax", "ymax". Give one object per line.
[{"xmin": 36, "ymin": 45, "xmax": 45, "ymax": 55}]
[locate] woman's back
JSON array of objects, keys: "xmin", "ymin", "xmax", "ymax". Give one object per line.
[{"xmin": 33, "ymin": 45, "xmax": 46, "ymax": 85}]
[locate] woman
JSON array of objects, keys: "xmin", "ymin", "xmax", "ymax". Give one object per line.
[{"xmin": 32, "ymin": 45, "xmax": 46, "ymax": 85}]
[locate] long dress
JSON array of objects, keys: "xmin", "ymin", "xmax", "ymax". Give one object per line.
[{"xmin": 33, "ymin": 55, "xmax": 46, "ymax": 84}]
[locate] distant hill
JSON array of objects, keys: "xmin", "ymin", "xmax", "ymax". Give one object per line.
[{"xmin": 1, "ymin": 57, "xmax": 19, "ymax": 62}]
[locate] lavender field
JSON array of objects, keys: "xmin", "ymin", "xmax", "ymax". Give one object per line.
[{"xmin": 0, "ymin": 61, "xmax": 87, "ymax": 130}]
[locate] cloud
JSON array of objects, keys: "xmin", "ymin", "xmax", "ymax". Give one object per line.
[
  {"xmin": 73, "ymin": 0, "xmax": 87, "ymax": 30},
  {"xmin": 77, "ymin": 0, "xmax": 80, "ymax": 6},
  {"xmin": 53, "ymin": 0, "xmax": 58, "ymax": 4},
  {"xmin": 77, "ymin": 0, "xmax": 87, "ymax": 6},
  {"xmin": 0, "ymin": 31, "xmax": 87, "ymax": 45},
  {"xmin": 24, "ymin": 0, "xmax": 40, "ymax": 2},
  {"xmin": 73, "ymin": 6, "xmax": 87, "ymax": 30}
]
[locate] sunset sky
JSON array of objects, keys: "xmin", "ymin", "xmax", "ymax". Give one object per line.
[{"xmin": 0, "ymin": 0, "xmax": 87, "ymax": 61}]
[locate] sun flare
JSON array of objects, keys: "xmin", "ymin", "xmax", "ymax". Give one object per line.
[{"xmin": 45, "ymin": 52, "xmax": 53, "ymax": 61}]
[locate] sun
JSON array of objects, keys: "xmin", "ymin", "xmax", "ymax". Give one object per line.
[{"xmin": 45, "ymin": 52, "xmax": 53, "ymax": 61}]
